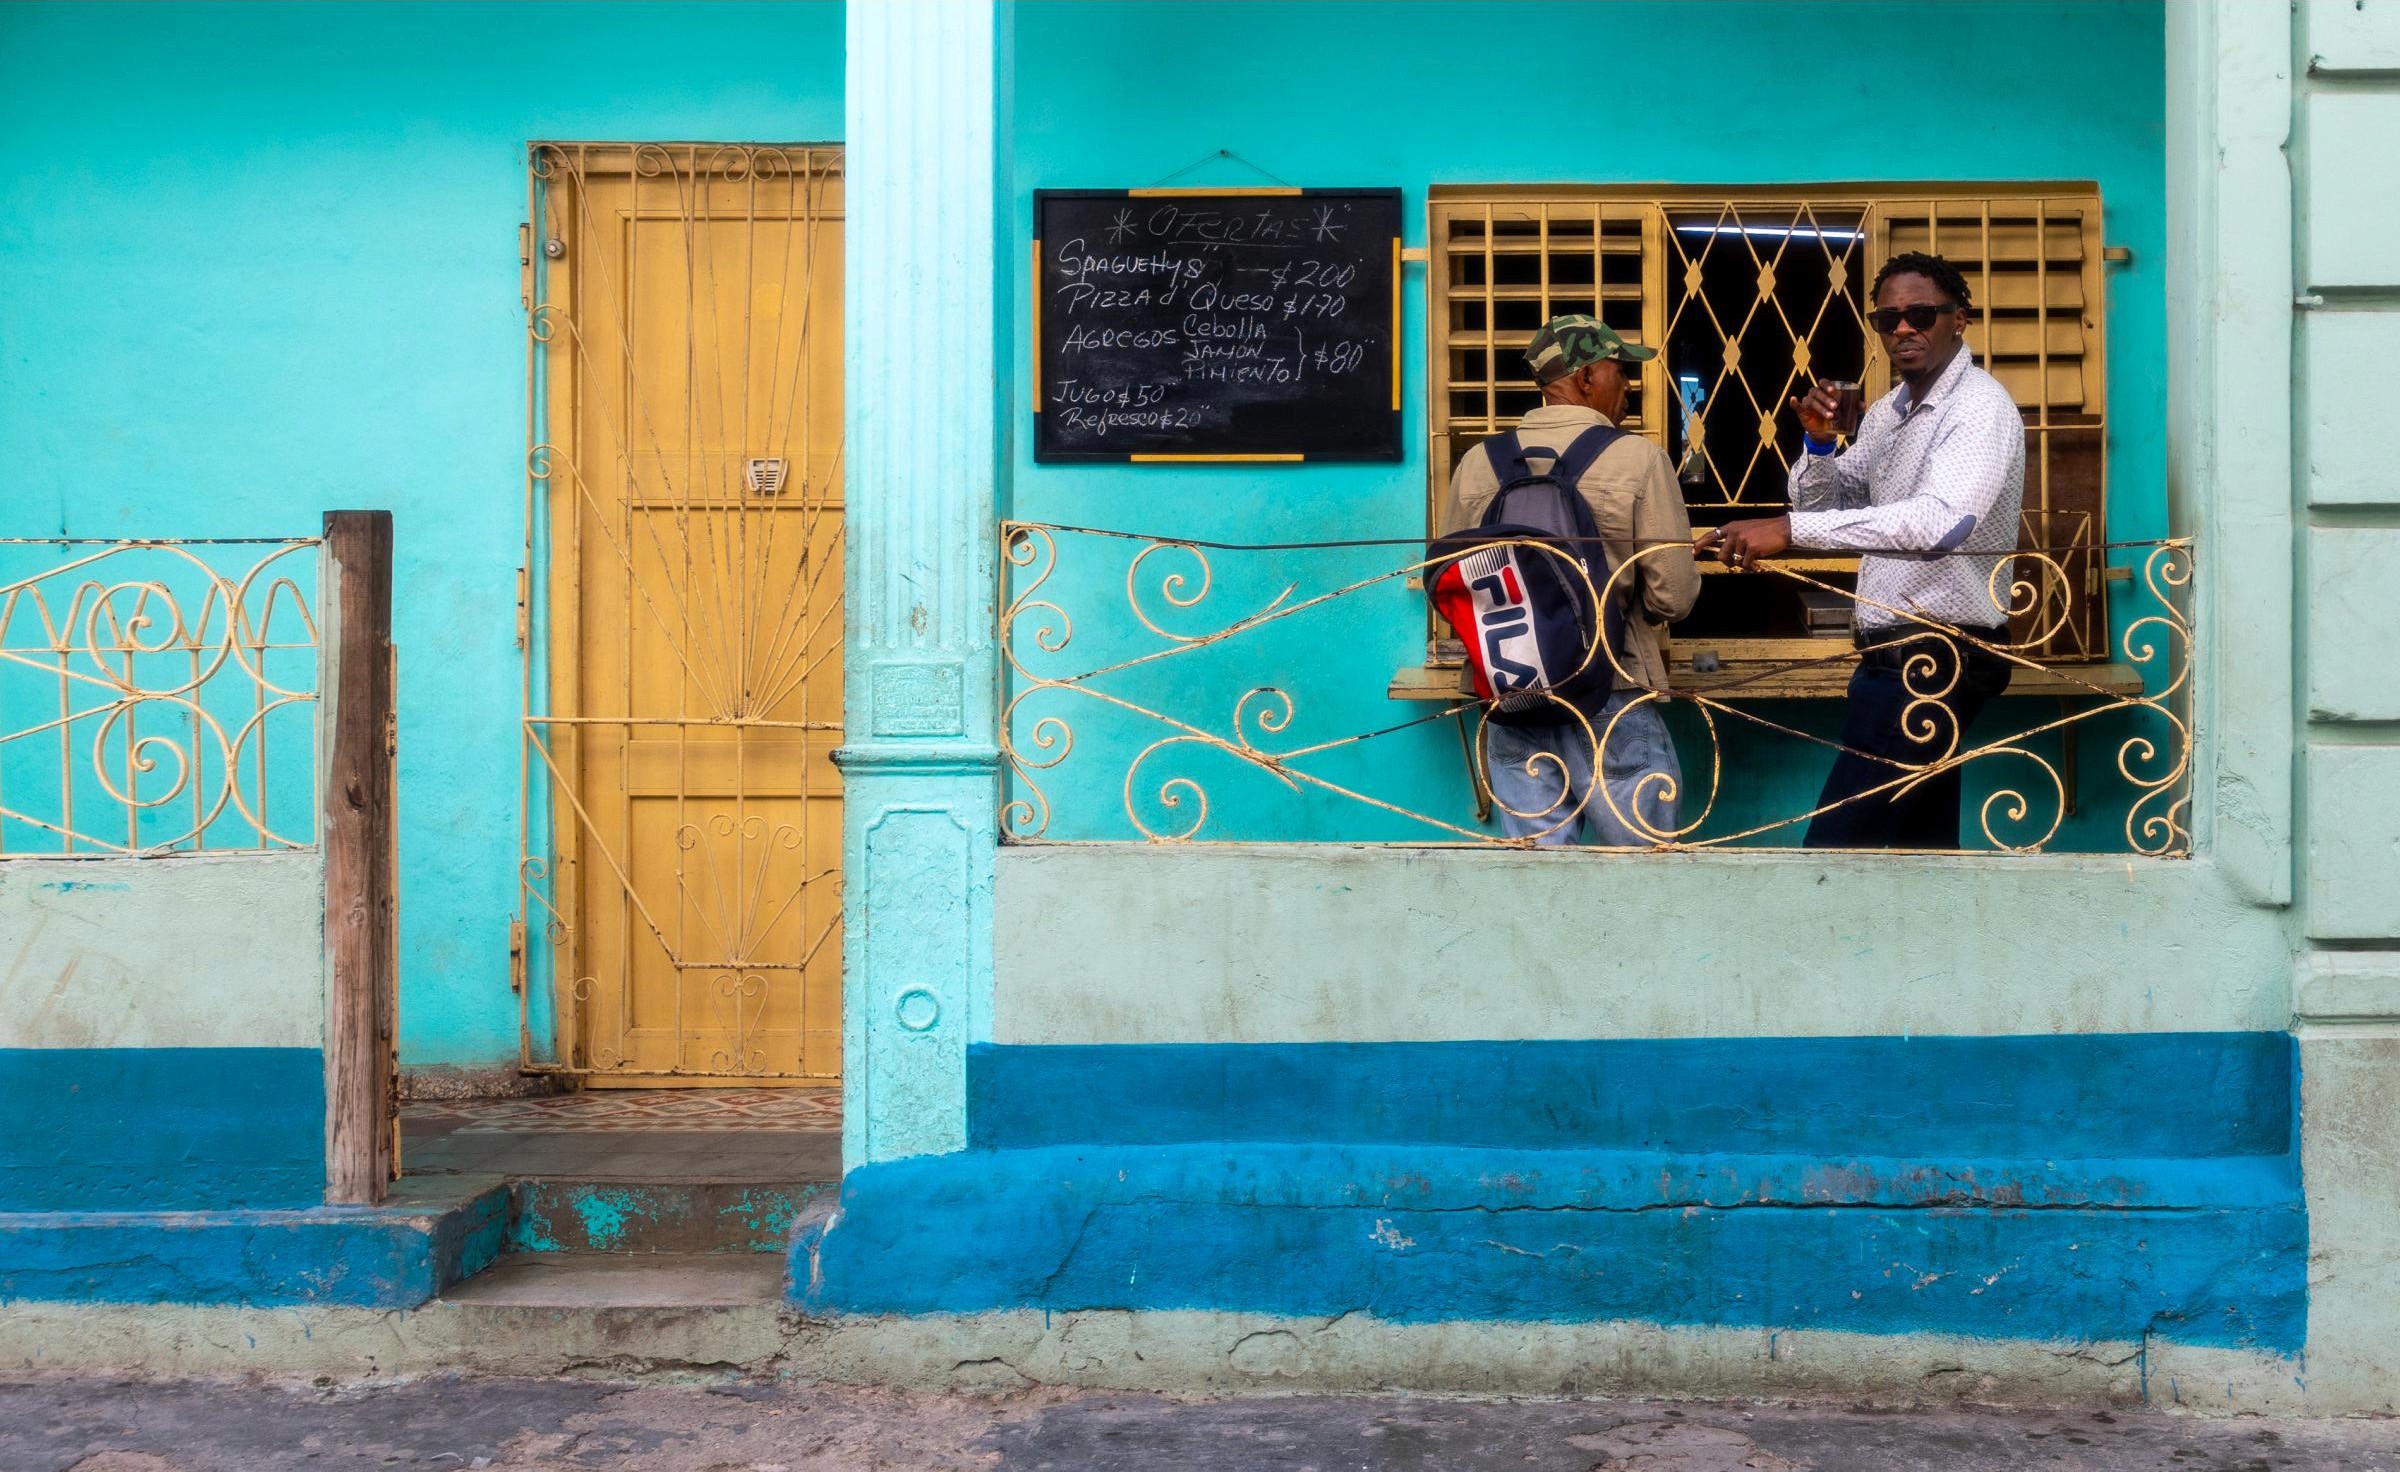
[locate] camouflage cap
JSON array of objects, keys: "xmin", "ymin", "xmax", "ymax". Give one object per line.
[{"xmin": 1524, "ymin": 314, "xmax": 1657, "ymax": 386}]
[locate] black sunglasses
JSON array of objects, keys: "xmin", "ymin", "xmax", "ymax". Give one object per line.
[{"xmin": 1865, "ymin": 303, "xmax": 1960, "ymax": 334}]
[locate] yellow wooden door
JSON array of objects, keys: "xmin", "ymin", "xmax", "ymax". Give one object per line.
[{"xmin": 526, "ymin": 144, "xmax": 844, "ymax": 1086}]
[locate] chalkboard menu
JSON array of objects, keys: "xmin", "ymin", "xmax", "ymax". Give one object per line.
[{"xmin": 1033, "ymin": 188, "xmax": 1404, "ymax": 463}]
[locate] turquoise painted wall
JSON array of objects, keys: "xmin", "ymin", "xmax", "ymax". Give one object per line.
[
  {"xmin": 0, "ymin": 1, "xmax": 846, "ymax": 1065},
  {"xmin": 1004, "ymin": 1, "xmax": 2168, "ymax": 849},
  {"xmin": 0, "ymin": 0, "xmax": 2166, "ymax": 1056}
]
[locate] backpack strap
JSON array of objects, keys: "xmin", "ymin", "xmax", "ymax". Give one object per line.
[
  {"xmin": 1547, "ymin": 424, "xmax": 1626, "ymax": 490},
  {"xmin": 1484, "ymin": 423, "xmax": 1623, "ymax": 494},
  {"xmin": 1481, "ymin": 430, "xmax": 1527, "ymax": 485}
]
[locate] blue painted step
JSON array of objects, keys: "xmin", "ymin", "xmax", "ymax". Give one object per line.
[
  {"xmin": 0, "ymin": 1174, "xmax": 509, "ymax": 1308},
  {"xmin": 505, "ymin": 1179, "xmax": 832, "ymax": 1255},
  {"xmin": 800, "ymin": 1034, "xmax": 2303, "ymax": 1351},
  {"xmin": 793, "ymin": 1143, "xmax": 2303, "ymax": 1351}
]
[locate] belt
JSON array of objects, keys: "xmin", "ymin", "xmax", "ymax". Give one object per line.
[
  {"xmin": 1854, "ymin": 622, "xmax": 2008, "ymax": 650},
  {"xmin": 1853, "ymin": 623, "xmax": 2010, "ymax": 668}
]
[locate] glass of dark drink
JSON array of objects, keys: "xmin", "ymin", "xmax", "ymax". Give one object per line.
[{"xmin": 1822, "ymin": 379, "xmax": 1865, "ymax": 437}]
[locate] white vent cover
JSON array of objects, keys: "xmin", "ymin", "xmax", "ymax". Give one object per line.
[{"xmin": 744, "ymin": 457, "xmax": 788, "ymax": 497}]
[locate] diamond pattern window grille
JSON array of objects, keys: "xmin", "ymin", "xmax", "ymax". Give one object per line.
[{"xmin": 1427, "ymin": 187, "xmax": 2110, "ymax": 662}]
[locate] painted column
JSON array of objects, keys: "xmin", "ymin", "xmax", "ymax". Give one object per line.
[
  {"xmin": 838, "ymin": 0, "xmax": 1011, "ymax": 1165},
  {"xmin": 2286, "ymin": 0, "xmax": 2400, "ymax": 1414},
  {"xmin": 2167, "ymin": 0, "xmax": 2295, "ymax": 904}
]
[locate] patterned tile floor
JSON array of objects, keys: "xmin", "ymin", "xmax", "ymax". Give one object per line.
[
  {"xmin": 400, "ymin": 1087, "xmax": 843, "ymax": 1182},
  {"xmin": 402, "ymin": 1087, "xmax": 841, "ymax": 1134}
]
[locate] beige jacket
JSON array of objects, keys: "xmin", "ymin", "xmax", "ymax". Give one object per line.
[{"xmin": 1441, "ymin": 405, "xmax": 1701, "ymax": 690}]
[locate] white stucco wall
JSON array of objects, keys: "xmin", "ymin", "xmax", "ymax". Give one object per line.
[
  {"xmin": 2289, "ymin": 0, "xmax": 2400, "ymax": 1417},
  {"xmin": 0, "ymin": 855, "xmax": 325, "ymax": 1051}
]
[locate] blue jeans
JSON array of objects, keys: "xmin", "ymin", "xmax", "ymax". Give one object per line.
[{"xmin": 1482, "ymin": 691, "xmax": 1681, "ymax": 847}]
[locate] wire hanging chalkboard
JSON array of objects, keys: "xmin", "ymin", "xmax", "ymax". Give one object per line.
[{"xmin": 1032, "ymin": 188, "xmax": 1404, "ymax": 463}]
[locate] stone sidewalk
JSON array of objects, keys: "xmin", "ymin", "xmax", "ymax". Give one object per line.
[{"xmin": 8, "ymin": 1375, "xmax": 2398, "ymax": 1472}]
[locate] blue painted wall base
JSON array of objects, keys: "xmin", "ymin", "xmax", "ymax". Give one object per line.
[
  {"xmin": 0, "ymin": 1048, "xmax": 325, "ymax": 1211},
  {"xmin": 795, "ymin": 1036, "xmax": 2304, "ymax": 1352},
  {"xmin": 0, "ymin": 1178, "xmax": 508, "ymax": 1308},
  {"xmin": 968, "ymin": 1036, "xmax": 2294, "ymax": 1157}
]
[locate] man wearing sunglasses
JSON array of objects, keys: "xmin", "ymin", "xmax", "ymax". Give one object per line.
[{"xmin": 1696, "ymin": 251, "xmax": 2024, "ymax": 849}]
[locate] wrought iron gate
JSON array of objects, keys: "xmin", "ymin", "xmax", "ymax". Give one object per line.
[{"xmin": 519, "ymin": 143, "xmax": 845, "ymax": 1084}]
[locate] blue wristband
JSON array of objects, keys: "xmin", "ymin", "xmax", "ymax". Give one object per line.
[{"xmin": 1803, "ymin": 431, "xmax": 1837, "ymax": 456}]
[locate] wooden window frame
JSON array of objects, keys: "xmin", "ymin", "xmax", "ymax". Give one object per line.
[{"xmin": 1426, "ymin": 182, "xmax": 2112, "ymax": 667}]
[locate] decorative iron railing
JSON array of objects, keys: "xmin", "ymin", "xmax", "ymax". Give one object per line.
[
  {"xmin": 999, "ymin": 523, "xmax": 2192, "ymax": 855},
  {"xmin": 0, "ymin": 538, "xmax": 319, "ymax": 856}
]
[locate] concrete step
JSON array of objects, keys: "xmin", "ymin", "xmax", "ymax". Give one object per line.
[
  {"xmin": 505, "ymin": 1179, "xmax": 831, "ymax": 1256},
  {"xmin": 0, "ymin": 1174, "xmax": 511, "ymax": 1309},
  {"xmin": 439, "ymin": 1250, "xmax": 786, "ymax": 1308},
  {"xmin": 793, "ymin": 1144, "xmax": 2306, "ymax": 1353}
]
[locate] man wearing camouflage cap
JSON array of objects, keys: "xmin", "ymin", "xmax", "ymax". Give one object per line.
[{"xmin": 1441, "ymin": 315, "xmax": 1700, "ymax": 845}]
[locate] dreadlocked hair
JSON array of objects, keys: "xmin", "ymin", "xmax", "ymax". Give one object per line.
[{"xmin": 1871, "ymin": 251, "xmax": 1974, "ymax": 312}]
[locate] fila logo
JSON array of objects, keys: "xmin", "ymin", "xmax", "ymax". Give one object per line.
[
  {"xmin": 1466, "ymin": 550, "xmax": 1546, "ymax": 692},
  {"xmin": 1471, "ymin": 563, "xmax": 1525, "ymax": 607}
]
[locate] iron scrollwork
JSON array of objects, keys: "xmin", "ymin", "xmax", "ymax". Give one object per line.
[
  {"xmin": 999, "ymin": 521, "xmax": 2195, "ymax": 856},
  {"xmin": 0, "ymin": 538, "xmax": 319, "ymax": 855}
]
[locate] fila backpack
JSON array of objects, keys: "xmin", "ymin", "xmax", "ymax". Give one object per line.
[{"xmin": 1426, "ymin": 426, "xmax": 1631, "ymax": 727}]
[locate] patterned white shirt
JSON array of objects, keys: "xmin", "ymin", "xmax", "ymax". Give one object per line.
[{"xmin": 1785, "ymin": 347, "xmax": 2024, "ymax": 631}]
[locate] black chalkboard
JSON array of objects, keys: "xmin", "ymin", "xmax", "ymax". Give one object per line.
[{"xmin": 1033, "ymin": 189, "xmax": 1404, "ymax": 463}]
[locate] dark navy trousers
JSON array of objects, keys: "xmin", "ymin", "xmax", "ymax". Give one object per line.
[{"xmin": 1803, "ymin": 628, "xmax": 2013, "ymax": 850}]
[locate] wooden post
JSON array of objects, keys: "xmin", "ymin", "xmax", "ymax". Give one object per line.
[{"xmin": 323, "ymin": 510, "xmax": 396, "ymax": 1205}]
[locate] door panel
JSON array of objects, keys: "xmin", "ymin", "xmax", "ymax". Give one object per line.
[{"xmin": 525, "ymin": 144, "xmax": 844, "ymax": 1086}]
